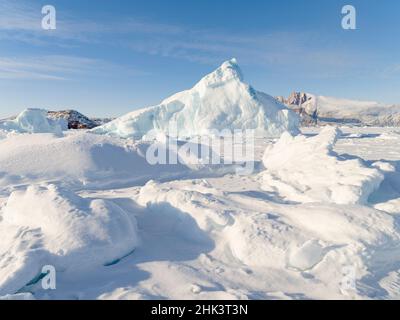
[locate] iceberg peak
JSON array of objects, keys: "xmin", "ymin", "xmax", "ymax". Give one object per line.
[{"xmin": 195, "ymin": 58, "xmax": 243, "ymax": 89}]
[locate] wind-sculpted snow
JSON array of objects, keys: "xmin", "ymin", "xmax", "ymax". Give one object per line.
[
  {"xmin": 0, "ymin": 131, "xmax": 226, "ymax": 190},
  {"xmin": 0, "ymin": 126, "xmax": 399, "ymax": 299},
  {"xmin": 260, "ymin": 127, "xmax": 384, "ymax": 205},
  {"xmin": 131, "ymin": 176, "xmax": 400, "ymax": 299},
  {"xmin": 92, "ymin": 59, "xmax": 299, "ymax": 139},
  {"xmin": 0, "ymin": 109, "xmax": 64, "ymax": 134},
  {"xmin": 0, "ymin": 184, "xmax": 138, "ymax": 296}
]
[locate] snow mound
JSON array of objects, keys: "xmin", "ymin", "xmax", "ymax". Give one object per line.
[
  {"xmin": 225, "ymin": 202, "xmax": 399, "ymax": 272},
  {"xmin": 136, "ymin": 180, "xmax": 233, "ymax": 232},
  {"xmin": 135, "ymin": 177, "xmax": 400, "ymax": 297},
  {"xmin": 0, "ymin": 184, "xmax": 138, "ymax": 295},
  {"xmin": 93, "ymin": 59, "xmax": 299, "ymax": 139},
  {"xmin": 260, "ymin": 126, "xmax": 384, "ymax": 204},
  {"xmin": 0, "ymin": 132, "xmax": 211, "ymax": 189},
  {"xmin": 0, "ymin": 109, "xmax": 63, "ymax": 134}
]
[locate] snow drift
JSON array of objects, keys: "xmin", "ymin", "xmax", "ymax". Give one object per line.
[
  {"xmin": 134, "ymin": 177, "xmax": 400, "ymax": 299},
  {"xmin": 0, "ymin": 109, "xmax": 63, "ymax": 134},
  {"xmin": 93, "ymin": 59, "xmax": 299, "ymax": 139},
  {"xmin": 0, "ymin": 184, "xmax": 138, "ymax": 295},
  {"xmin": 0, "ymin": 132, "xmax": 217, "ymax": 189},
  {"xmin": 260, "ymin": 127, "xmax": 384, "ymax": 204},
  {"xmin": 225, "ymin": 203, "xmax": 399, "ymax": 271}
]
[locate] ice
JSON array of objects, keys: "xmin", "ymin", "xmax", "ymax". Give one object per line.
[
  {"xmin": 0, "ymin": 184, "xmax": 138, "ymax": 295},
  {"xmin": 0, "ymin": 293, "xmax": 35, "ymax": 300},
  {"xmin": 288, "ymin": 240, "xmax": 326, "ymax": 271},
  {"xmin": 374, "ymin": 199, "xmax": 400, "ymax": 215},
  {"xmin": 0, "ymin": 109, "xmax": 64, "ymax": 134},
  {"xmin": 93, "ymin": 59, "xmax": 299, "ymax": 139},
  {"xmin": 260, "ymin": 126, "xmax": 384, "ymax": 204}
]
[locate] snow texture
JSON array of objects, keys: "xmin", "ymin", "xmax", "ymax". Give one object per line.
[
  {"xmin": 0, "ymin": 125, "xmax": 400, "ymax": 299},
  {"xmin": 0, "ymin": 184, "xmax": 138, "ymax": 296},
  {"xmin": 0, "ymin": 131, "xmax": 222, "ymax": 190}
]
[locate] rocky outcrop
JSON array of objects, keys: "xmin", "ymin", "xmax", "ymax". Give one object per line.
[
  {"xmin": 2, "ymin": 110, "xmax": 113, "ymax": 130},
  {"xmin": 48, "ymin": 110, "xmax": 99, "ymax": 129},
  {"xmin": 286, "ymin": 92, "xmax": 311, "ymax": 106},
  {"xmin": 276, "ymin": 92, "xmax": 400, "ymax": 127},
  {"xmin": 277, "ymin": 92, "xmax": 317, "ymax": 126}
]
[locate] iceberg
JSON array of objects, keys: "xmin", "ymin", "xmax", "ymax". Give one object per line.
[
  {"xmin": 93, "ymin": 59, "xmax": 299, "ymax": 139},
  {"xmin": 0, "ymin": 109, "xmax": 63, "ymax": 134}
]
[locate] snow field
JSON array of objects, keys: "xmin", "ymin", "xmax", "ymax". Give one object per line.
[{"xmin": 0, "ymin": 126, "xmax": 400, "ymax": 299}]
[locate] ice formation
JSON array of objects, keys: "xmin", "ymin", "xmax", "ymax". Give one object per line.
[
  {"xmin": 260, "ymin": 126, "xmax": 384, "ymax": 204},
  {"xmin": 93, "ymin": 59, "xmax": 299, "ymax": 139},
  {"xmin": 0, "ymin": 109, "xmax": 63, "ymax": 134},
  {"xmin": 0, "ymin": 184, "xmax": 138, "ymax": 295}
]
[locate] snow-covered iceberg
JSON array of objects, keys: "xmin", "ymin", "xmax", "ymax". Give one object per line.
[
  {"xmin": 0, "ymin": 184, "xmax": 138, "ymax": 295},
  {"xmin": 93, "ymin": 59, "xmax": 299, "ymax": 139},
  {"xmin": 0, "ymin": 109, "xmax": 64, "ymax": 134},
  {"xmin": 260, "ymin": 127, "xmax": 384, "ymax": 204}
]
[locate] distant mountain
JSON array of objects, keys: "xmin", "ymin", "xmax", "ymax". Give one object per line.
[
  {"xmin": 277, "ymin": 92, "xmax": 400, "ymax": 126},
  {"xmin": 48, "ymin": 110, "xmax": 99, "ymax": 129},
  {"xmin": 2, "ymin": 109, "xmax": 114, "ymax": 131}
]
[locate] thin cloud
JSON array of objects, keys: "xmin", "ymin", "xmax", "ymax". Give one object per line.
[
  {"xmin": 0, "ymin": 55, "xmax": 149, "ymax": 80},
  {"xmin": 0, "ymin": 0, "xmax": 392, "ymax": 80}
]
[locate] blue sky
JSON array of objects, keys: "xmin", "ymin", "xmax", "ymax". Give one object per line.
[{"xmin": 0, "ymin": 0, "xmax": 399, "ymax": 118}]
